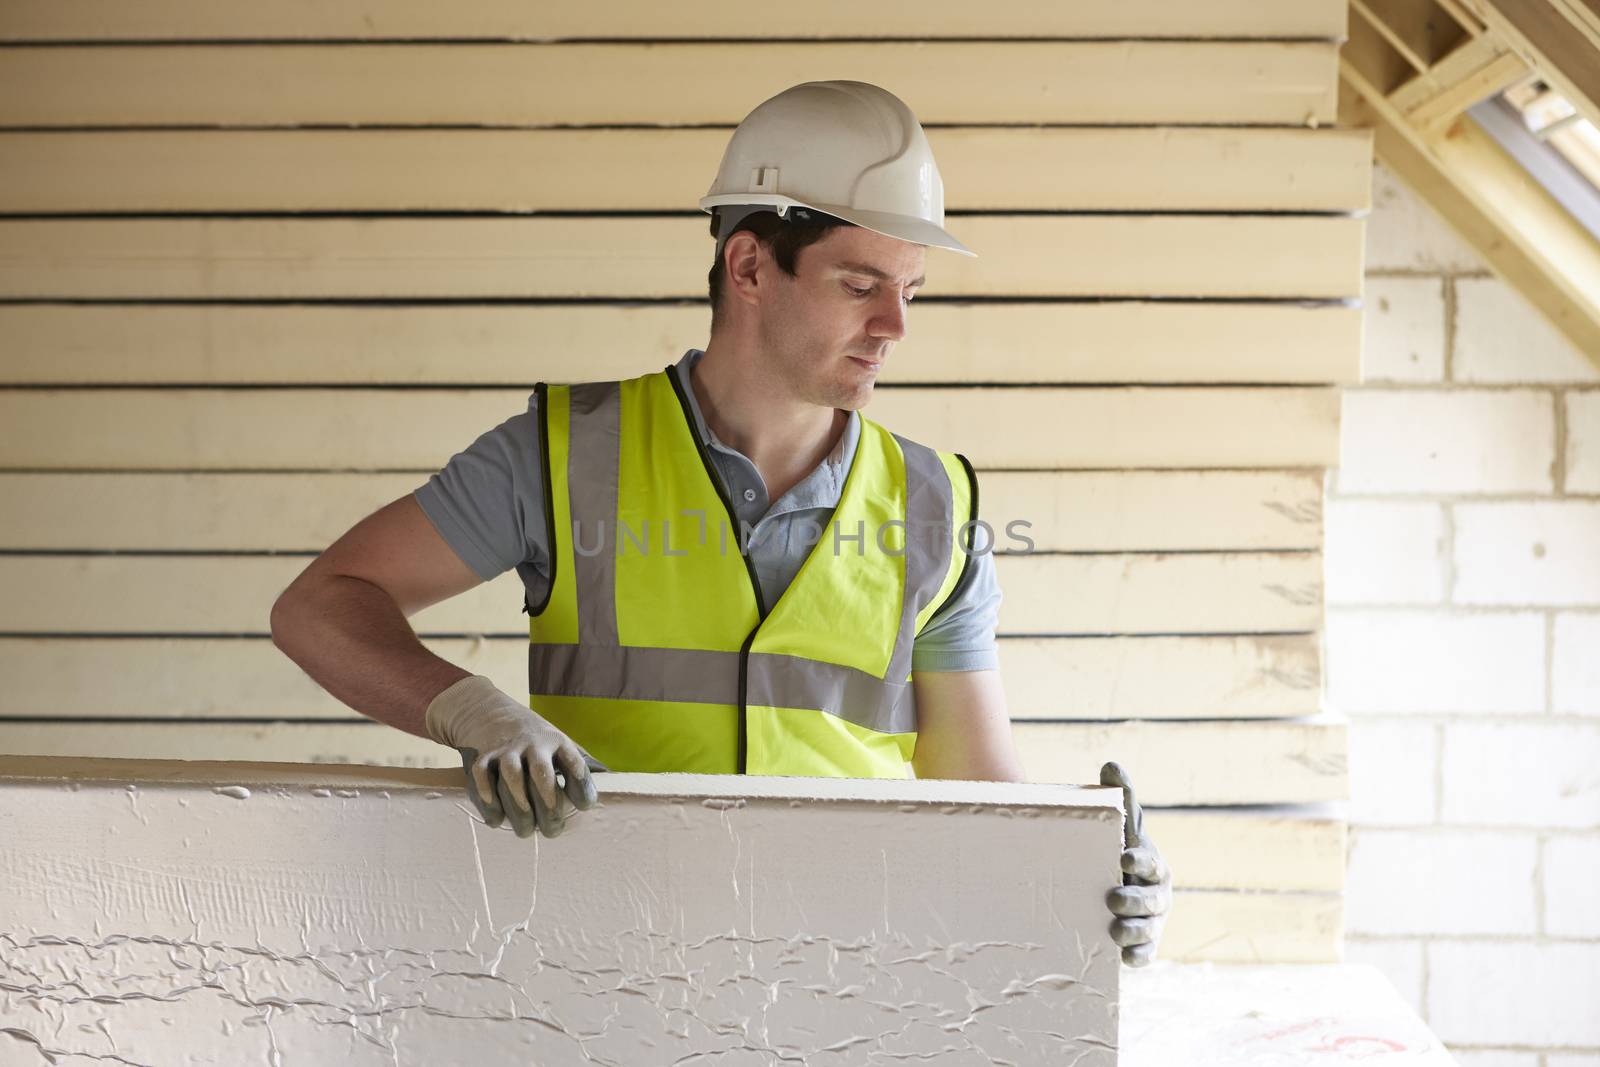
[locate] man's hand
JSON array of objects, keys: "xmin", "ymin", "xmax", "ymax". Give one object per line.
[
  {"xmin": 425, "ymin": 674, "xmax": 605, "ymax": 839},
  {"xmin": 1102, "ymin": 761, "xmax": 1171, "ymax": 966}
]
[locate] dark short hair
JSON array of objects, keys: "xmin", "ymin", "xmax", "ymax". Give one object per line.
[{"xmin": 707, "ymin": 208, "xmax": 854, "ymax": 332}]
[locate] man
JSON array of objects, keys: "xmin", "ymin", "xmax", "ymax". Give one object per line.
[{"xmin": 271, "ymin": 80, "xmax": 1169, "ymax": 966}]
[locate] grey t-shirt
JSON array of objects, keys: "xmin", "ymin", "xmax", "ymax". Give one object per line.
[{"xmin": 414, "ymin": 348, "xmax": 1002, "ymax": 672}]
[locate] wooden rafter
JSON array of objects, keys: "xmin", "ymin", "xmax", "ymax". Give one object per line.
[
  {"xmin": 1342, "ymin": 0, "xmax": 1600, "ymax": 370},
  {"xmin": 1387, "ymin": 34, "xmax": 1529, "ymax": 137},
  {"xmin": 1462, "ymin": 0, "xmax": 1600, "ymax": 132},
  {"xmin": 1350, "ymin": 0, "xmax": 1470, "ymax": 71},
  {"xmin": 1430, "ymin": 0, "xmax": 1486, "ymax": 35},
  {"xmin": 1350, "ymin": 3, "xmax": 1531, "ymax": 135}
]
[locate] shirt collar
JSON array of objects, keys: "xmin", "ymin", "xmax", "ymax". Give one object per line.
[{"xmin": 673, "ymin": 348, "xmax": 859, "ymax": 509}]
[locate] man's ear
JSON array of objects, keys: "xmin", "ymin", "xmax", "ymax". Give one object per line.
[{"xmin": 723, "ymin": 231, "xmax": 767, "ymax": 311}]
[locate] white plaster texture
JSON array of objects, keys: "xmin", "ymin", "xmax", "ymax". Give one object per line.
[{"xmin": 0, "ymin": 759, "xmax": 1124, "ymax": 1066}]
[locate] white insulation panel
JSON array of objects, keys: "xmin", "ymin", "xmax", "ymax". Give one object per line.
[{"xmin": 0, "ymin": 759, "xmax": 1124, "ymax": 1065}]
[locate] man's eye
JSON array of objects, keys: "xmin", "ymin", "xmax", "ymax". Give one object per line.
[{"xmin": 845, "ymin": 284, "xmax": 872, "ymax": 297}]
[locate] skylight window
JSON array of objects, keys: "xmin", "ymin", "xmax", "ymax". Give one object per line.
[{"xmin": 1473, "ymin": 75, "xmax": 1600, "ymax": 242}]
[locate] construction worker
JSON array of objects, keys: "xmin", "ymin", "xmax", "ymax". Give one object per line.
[{"xmin": 271, "ymin": 80, "xmax": 1168, "ymax": 965}]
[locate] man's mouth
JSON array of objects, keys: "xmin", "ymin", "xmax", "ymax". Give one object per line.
[{"xmin": 849, "ymin": 356, "xmax": 882, "ymax": 370}]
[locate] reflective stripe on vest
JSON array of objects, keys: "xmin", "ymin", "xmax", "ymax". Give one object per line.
[{"xmin": 526, "ymin": 364, "xmax": 975, "ymax": 778}]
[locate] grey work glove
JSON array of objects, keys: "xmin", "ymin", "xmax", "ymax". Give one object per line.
[
  {"xmin": 424, "ymin": 673, "xmax": 606, "ymax": 839},
  {"xmin": 1102, "ymin": 761, "xmax": 1172, "ymax": 966}
]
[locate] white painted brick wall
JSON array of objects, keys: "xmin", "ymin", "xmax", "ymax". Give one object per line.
[
  {"xmin": 1553, "ymin": 612, "xmax": 1600, "ymax": 715},
  {"xmin": 1343, "ymin": 936, "xmax": 1425, "ymax": 1016},
  {"xmin": 1428, "ymin": 941, "xmax": 1600, "ymax": 1047},
  {"xmin": 1454, "ymin": 503, "xmax": 1600, "ymax": 605},
  {"xmin": 1336, "ymin": 390, "xmax": 1555, "ymax": 495},
  {"xmin": 1569, "ymin": 390, "xmax": 1600, "ymax": 493},
  {"xmin": 1334, "ymin": 163, "xmax": 1600, "ymax": 1063},
  {"xmin": 1326, "ymin": 610, "xmax": 1546, "ymax": 714},
  {"xmin": 1450, "ymin": 1051, "xmax": 1540, "ymax": 1067},
  {"xmin": 1363, "ymin": 277, "xmax": 1446, "ymax": 382},
  {"xmin": 1348, "ymin": 719, "xmax": 1438, "ymax": 825},
  {"xmin": 1364, "ymin": 165, "xmax": 1483, "ymax": 273},
  {"xmin": 1347, "ymin": 828, "xmax": 1537, "ymax": 935},
  {"xmin": 1543, "ymin": 833, "xmax": 1600, "ymax": 938},
  {"xmin": 1325, "ymin": 500, "xmax": 1447, "ymax": 604},
  {"xmin": 1441, "ymin": 721, "xmax": 1600, "ymax": 829},
  {"xmin": 1454, "ymin": 277, "xmax": 1600, "ymax": 384}
]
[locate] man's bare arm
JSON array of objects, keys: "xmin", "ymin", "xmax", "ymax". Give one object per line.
[
  {"xmin": 269, "ymin": 494, "xmax": 484, "ymax": 739},
  {"xmin": 909, "ymin": 668, "xmax": 1026, "ymax": 781}
]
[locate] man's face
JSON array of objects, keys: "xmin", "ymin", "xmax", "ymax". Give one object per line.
[{"xmin": 753, "ymin": 225, "xmax": 926, "ymax": 412}]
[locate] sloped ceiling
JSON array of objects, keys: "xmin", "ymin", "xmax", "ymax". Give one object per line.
[{"xmin": 1341, "ymin": 0, "xmax": 1600, "ymax": 369}]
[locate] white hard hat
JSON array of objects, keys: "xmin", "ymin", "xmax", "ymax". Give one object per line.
[{"xmin": 700, "ymin": 80, "xmax": 975, "ymax": 258}]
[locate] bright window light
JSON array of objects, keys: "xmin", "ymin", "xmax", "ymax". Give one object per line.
[
  {"xmin": 1502, "ymin": 76, "xmax": 1600, "ymax": 193},
  {"xmin": 1471, "ymin": 75, "xmax": 1600, "ymax": 243}
]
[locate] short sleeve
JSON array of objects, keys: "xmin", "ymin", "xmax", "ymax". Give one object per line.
[
  {"xmin": 412, "ymin": 394, "xmax": 552, "ymax": 597},
  {"xmin": 911, "ymin": 547, "xmax": 1003, "ymax": 673}
]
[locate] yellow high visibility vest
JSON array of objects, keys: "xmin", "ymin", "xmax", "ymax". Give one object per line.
[{"xmin": 524, "ymin": 364, "xmax": 976, "ymax": 778}]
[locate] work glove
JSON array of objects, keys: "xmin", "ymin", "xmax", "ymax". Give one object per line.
[
  {"xmin": 424, "ymin": 673, "xmax": 606, "ymax": 839},
  {"xmin": 1102, "ymin": 761, "xmax": 1172, "ymax": 966}
]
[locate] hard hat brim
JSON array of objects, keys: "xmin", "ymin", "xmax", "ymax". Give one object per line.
[
  {"xmin": 812, "ymin": 202, "xmax": 977, "ymax": 259},
  {"xmin": 699, "ymin": 194, "xmax": 976, "ymax": 258}
]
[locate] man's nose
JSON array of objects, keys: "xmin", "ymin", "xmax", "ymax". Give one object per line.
[{"xmin": 868, "ymin": 292, "xmax": 909, "ymax": 341}]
